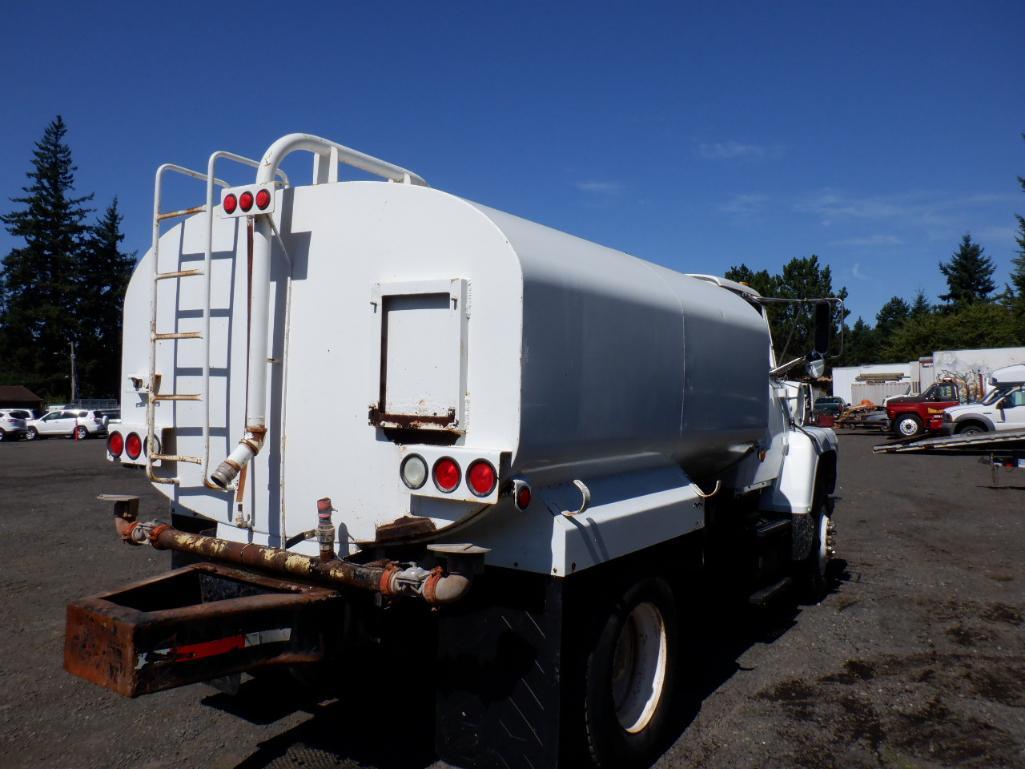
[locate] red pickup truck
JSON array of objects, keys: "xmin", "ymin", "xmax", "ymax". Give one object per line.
[{"xmin": 885, "ymin": 381, "xmax": 963, "ymax": 437}]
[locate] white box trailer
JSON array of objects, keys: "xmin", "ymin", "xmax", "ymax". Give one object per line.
[{"xmin": 65, "ymin": 134, "xmax": 839, "ymax": 769}]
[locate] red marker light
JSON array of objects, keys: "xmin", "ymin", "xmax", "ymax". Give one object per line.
[
  {"xmin": 433, "ymin": 457, "xmax": 461, "ymax": 493},
  {"xmin": 107, "ymin": 431, "xmax": 124, "ymax": 457},
  {"xmin": 223, "ymin": 193, "xmax": 238, "ymax": 214},
  {"xmin": 125, "ymin": 432, "xmax": 143, "ymax": 460},
  {"xmin": 255, "ymin": 189, "xmax": 271, "ymax": 210},
  {"xmin": 467, "ymin": 460, "xmax": 497, "ymax": 496},
  {"xmin": 239, "ymin": 191, "xmax": 254, "ymax": 212},
  {"xmin": 515, "ymin": 484, "xmax": 532, "ymax": 510}
]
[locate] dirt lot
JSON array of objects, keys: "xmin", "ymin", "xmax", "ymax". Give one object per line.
[{"xmin": 1, "ymin": 434, "xmax": 1023, "ymax": 769}]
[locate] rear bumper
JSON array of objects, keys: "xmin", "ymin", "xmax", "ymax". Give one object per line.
[{"xmin": 64, "ymin": 562, "xmax": 340, "ymax": 697}]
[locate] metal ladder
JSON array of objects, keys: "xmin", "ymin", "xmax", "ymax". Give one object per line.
[{"xmin": 145, "ymin": 156, "xmax": 289, "ymax": 486}]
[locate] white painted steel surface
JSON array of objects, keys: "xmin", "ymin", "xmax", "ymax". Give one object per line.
[{"xmin": 121, "ymin": 136, "xmax": 818, "ymax": 574}]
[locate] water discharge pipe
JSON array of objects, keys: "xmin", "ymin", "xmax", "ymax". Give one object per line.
[{"xmin": 210, "ymin": 134, "xmax": 427, "ymax": 490}]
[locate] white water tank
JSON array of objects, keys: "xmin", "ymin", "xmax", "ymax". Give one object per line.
[{"xmin": 124, "ymin": 181, "xmax": 771, "ymax": 544}]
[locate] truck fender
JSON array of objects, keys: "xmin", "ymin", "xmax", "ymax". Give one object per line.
[{"xmin": 760, "ymin": 427, "xmax": 836, "ymax": 518}]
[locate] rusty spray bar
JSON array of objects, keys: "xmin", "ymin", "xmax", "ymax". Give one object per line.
[{"xmin": 105, "ymin": 495, "xmax": 479, "ymax": 605}]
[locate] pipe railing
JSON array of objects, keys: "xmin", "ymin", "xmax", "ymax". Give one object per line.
[{"xmin": 210, "ymin": 134, "xmax": 428, "ymax": 490}]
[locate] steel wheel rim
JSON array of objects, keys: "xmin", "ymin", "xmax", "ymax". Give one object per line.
[
  {"xmin": 610, "ymin": 601, "xmax": 668, "ymax": 734},
  {"xmin": 817, "ymin": 512, "xmax": 831, "ymax": 577},
  {"xmin": 898, "ymin": 418, "xmax": 918, "ymax": 436}
]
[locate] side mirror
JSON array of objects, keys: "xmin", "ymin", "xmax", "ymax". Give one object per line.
[{"xmin": 805, "ymin": 351, "xmax": 826, "ymax": 379}]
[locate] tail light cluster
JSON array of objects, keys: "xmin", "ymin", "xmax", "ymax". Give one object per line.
[
  {"xmin": 107, "ymin": 430, "xmax": 156, "ymax": 461},
  {"xmin": 220, "ymin": 184, "xmax": 275, "ymax": 218},
  {"xmin": 400, "ymin": 454, "xmax": 497, "ymax": 497}
]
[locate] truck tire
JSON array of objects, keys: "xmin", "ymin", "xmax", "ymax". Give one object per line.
[
  {"xmin": 893, "ymin": 413, "xmax": 922, "ymax": 438},
  {"xmin": 955, "ymin": 422, "xmax": 986, "ymax": 436},
  {"xmin": 797, "ymin": 493, "xmax": 834, "ymax": 602},
  {"xmin": 583, "ymin": 577, "xmax": 677, "ymax": 768}
]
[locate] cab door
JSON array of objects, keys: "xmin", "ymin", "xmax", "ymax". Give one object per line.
[
  {"xmin": 994, "ymin": 386, "xmax": 1025, "ymax": 431},
  {"xmin": 39, "ymin": 411, "xmax": 74, "ymax": 435}
]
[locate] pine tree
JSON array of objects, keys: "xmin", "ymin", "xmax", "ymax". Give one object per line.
[
  {"xmin": 874, "ymin": 296, "xmax": 911, "ymax": 337},
  {"xmin": 839, "ymin": 317, "xmax": 879, "ymax": 365},
  {"xmin": 76, "ymin": 199, "xmax": 135, "ymax": 397},
  {"xmin": 938, "ymin": 233, "xmax": 995, "ymax": 309},
  {"xmin": 1010, "ymin": 133, "xmax": 1025, "ymax": 312},
  {"xmin": 0, "ymin": 116, "xmax": 92, "ymax": 396},
  {"xmin": 909, "ymin": 290, "xmax": 931, "ymax": 317},
  {"xmin": 728, "ymin": 257, "xmax": 847, "ymax": 363}
]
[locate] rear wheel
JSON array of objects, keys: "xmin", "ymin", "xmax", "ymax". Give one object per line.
[
  {"xmin": 893, "ymin": 413, "xmax": 922, "ymax": 438},
  {"xmin": 583, "ymin": 578, "xmax": 677, "ymax": 768},
  {"xmin": 73, "ymin": 426, "xmax": 88, "ymax": 440},
  {"xmin": 0, "ymin": 429, "xmax": 6, "ymax": 442},
  {"xmin": 25, "ymin": 427, "xmax": 39, "ymax": 441}
]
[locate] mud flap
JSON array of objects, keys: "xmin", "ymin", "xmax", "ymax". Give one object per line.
[{"xmin": 435, "ymin": 568, "xmax": 566, "ymax": 769}]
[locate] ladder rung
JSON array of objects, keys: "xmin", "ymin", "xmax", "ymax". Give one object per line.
[
  {"xmin": 152, "ymin": 394, "xmax": 202, "ymax": 401},
  {"xmin": 156, "ymin": 269, "xmax": 203, "ymax": 280},
  {"xmin": 153, "ymin": 331, "xmax": 203, "ymax": 341},
  {"xmin": 156, "ymin": 205, "xmax": 206, "ymax": 222},
  {"xmin": 152, "ymin": 454, "xmax": 202, "ymax": 464}
]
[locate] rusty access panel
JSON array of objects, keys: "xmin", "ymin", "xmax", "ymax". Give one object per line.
[{"xmin": 65, "ymin": 563, "xmax": 340, "ymax": 697}]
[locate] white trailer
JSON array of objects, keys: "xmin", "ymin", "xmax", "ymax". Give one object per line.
[{"xmin": 66, "ymin": 134, "xmax": 839, "ymax": 769}]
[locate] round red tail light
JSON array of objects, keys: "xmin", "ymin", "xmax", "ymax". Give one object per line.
[
  {"xmin": 223, "ymin": 193, "xmax": 238, "ymax": 214},
  {"xmin": 239, "ymin": 191, "xmax": 254, "ymax": 212},
  {"xmin": 107, "ymin": 431, "xmax": 124, "ymax": 457},
  {"xmin": 125, "ymin": 432, "xmax": 143, "ymax": 460},
  {"xmin": 515, "ymin": 484, "xmax": 532, "ymax": 511},
  {"xmin": 467, "ymin": 460, "xmax": 497, "ymax": 497},
  {"xmin": 433, "ymin": 457, "xmax": 461, "ymax": 493},
  {"xmin": 255, "ymin": 189, "xmax": 271, "ymax": 210}
]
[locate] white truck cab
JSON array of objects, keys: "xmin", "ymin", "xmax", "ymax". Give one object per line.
[{"xmin": 943, "ymin": 364, "xmax": 1025, "ymax": 435}]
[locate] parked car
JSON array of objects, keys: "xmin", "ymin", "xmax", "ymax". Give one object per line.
[
  {"xmin": 0, "ymin": 409, "xmax": 30, "ymax": 441},
  {"xmin": 25, "ymin": 409, "xmax": 107, "ymax": 440}
]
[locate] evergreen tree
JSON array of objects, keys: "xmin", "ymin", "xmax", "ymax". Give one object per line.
[
  {"xmin": 727, "ymin": 256, "xmax": 848, "ymax": 363},
  {"xmin": 774, "ymin": 255, "xmax": 848, "ymax": 362},
  {"xmin": 938, "ymin": 233, "xmax": 995, "ymax": 309},
  {"xmin": 77, "ymin": 199, "xmax": 135, "ymax": 397},
  {"xmin": 1011, "ymin": 133, "xmax": 1025, "ymax": 312},
  {"xmin": 839, "ymin": 317, "xmax": 879, "ymax": 366},
  {"xmin": 883, "ymin": 302, "xmax": 1020, "ymax": 361},
  {"xmin": 909, "ymin": 290, "xmax": 931, "ymax": 318},
  {"xmin": 874, "ymin": 296, "xmax": 911, "ymax": 338},
  {"xmin": 0, "ymin": 116, "xmax": 92, "ymax": 396}
]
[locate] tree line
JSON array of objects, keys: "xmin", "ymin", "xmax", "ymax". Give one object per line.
[
  {"xmin": 842, "ymin": 225, "xmax": 1025, "ymax": 365},
  {"xmin": 0, "ymin": 117, "xmax": 134, "ymax": 400},
  {"xmin": 727, "ymin": 136, "xmax": 1025, "ymax": 368}
]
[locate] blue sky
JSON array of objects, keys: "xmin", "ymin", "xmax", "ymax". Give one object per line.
[{"xmin": 2, "ymin": 1, "xmax": 1023, "ymax": 324}]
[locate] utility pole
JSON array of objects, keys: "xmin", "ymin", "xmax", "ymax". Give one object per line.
[{"xmin": 69, "ymin": 341, "xmax": 78, "ymax": 404}]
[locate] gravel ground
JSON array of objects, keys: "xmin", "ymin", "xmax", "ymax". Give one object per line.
[{"xmin": 1, "ymin": 434, "xmax": 1022, "ymax": 769}]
